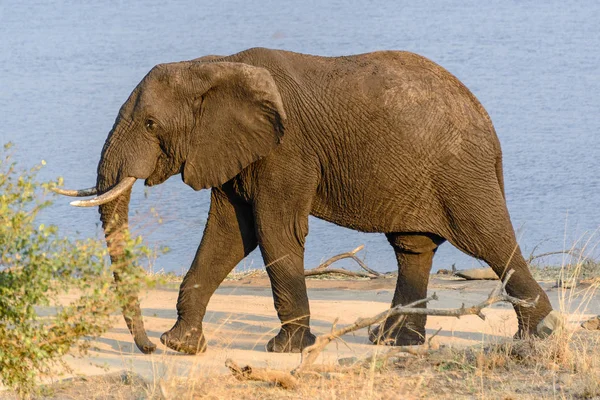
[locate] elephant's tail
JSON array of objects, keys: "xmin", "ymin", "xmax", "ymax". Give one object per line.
[{"xmin": 495, "ymin": 155, "xmax": 506, "ymax": 200}]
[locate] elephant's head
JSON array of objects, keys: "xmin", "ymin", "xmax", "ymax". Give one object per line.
[{"xmin": 53, "ymin": 61, "xmax": 286, "ymax": 353}]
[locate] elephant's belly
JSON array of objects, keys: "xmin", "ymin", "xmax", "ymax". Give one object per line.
[
  {"xmin": 310, "ymin": 207, "xmax": 389, "ymax": 233},
  {"xmin": 309, "ymin": 153, "xmax": 444, "ymax": 234},
  {"xmin": 310, "ymin": 192, "xmax": 433, "ymax": 234}
]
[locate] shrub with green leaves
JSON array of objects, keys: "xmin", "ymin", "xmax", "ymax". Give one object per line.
[{"xmin": 0, "ymin": 143, "xmax": 152, "ymax": 396}]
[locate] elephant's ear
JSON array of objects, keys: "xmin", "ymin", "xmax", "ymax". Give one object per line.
[{"xmin": 182, "ymin": 62, "xmax": 286, "ymax": 190}]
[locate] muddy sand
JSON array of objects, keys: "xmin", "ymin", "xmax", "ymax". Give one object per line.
[{"xmin": 61, "ymin": 276, "xmax": 598, "ymax": 382}]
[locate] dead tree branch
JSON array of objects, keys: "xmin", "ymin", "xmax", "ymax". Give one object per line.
[
  {"xmin": 526, "ymin": 249, "xmax": 587, "ymax": 264},
  {"xmin": 304, "ymin": 245, "xmax": 382, "ymax": 278},
  {"xmin": 225, "ymin": 359, "xmax": 298, "ymax": 389},
  {"xmin": 224, "ymin": 269, "xmax": 538, "ymax": 388},
  {"xmin": 296, "ymin": 269, "xmax": 537, "ymax": 372}
]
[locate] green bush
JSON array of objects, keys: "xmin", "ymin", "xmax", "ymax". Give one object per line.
[{"xmin": 0, "ymin": 143, "xmax": 152, "ymax": 397}]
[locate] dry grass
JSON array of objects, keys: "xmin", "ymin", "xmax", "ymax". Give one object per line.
[
  {"xmin": 5, "ymin": 242, "xmax": 600, "ymax": 399},
  {"xmin": 26, "ymin": 293, "xmax": 599, "ymax": 400},
  {"xmin": 26, "ymin": 329, "xmax": 600, "ymax": 399}
]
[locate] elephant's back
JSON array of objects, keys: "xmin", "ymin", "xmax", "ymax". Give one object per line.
[
  {"xmin": 230, "ymin": 48, "xmax": 503, "ymax": 233},
  {"xmin": 342, "ymin": 50, "xmax": 495, "ymax": 140},
  {"xmin": 240, "ymin": 48, "xmax": 497, "ymax": 146}
]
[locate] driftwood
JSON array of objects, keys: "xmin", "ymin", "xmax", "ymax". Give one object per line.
[
  {"xmin": 449, "ymin": 247, "xmax": 594, "ymax": 281},
  {"xmin": 303, "ymin": 246, "xmax": 593, "ymax": 281},
  {"xmin": 296, "ymin": 269, "xmax": 536, "ymax": 372},
  {"xmin": 453, "ymin": 267, "xmax": 498, "ymax": 281},
  {"xmin": 304, "ymin": 245, "xmax": 382, "ymax": 279},
  {"xmin": 225, "ymin": 269, "xmax": 537, "ymax": 389},
  {"xmin": 225, "ymin": 359, "xmax": 298, "ymax": 389}
]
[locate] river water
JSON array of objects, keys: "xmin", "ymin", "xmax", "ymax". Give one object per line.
[{"xmin": 1, "ymin": 1, "xmax": 599, "ymax": 274}]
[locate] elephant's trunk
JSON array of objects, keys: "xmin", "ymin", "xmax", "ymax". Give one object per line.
[
  {"xmin": 97, "ymin": 186, "xmax": 157, "ymax": 354},
  {"xmin": 95, "ymin": 130, "xmax": 157, "ymax": 354}
]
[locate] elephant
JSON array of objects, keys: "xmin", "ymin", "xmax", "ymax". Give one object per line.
[{"xmin": 54, "ymin": 47, "xmax": 556, "ymax": 355}]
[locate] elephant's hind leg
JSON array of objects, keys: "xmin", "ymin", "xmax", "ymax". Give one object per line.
[
  {"xmin": 370, "ymin": 232, "xmax": 445, "ymax": 346},
  {"xmin": 161, "ymin": 186, "xmax": 257, "ymax": 354},
  {"xmin": 443, "ymin": 181, "xmax": 553, "ymax": 337}
]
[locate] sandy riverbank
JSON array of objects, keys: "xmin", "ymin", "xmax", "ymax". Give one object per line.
[{"xmin": 61, "ymin": 276, "xmax": 598, "ymax": 383}]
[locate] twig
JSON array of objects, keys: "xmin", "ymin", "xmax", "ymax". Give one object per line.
[
  {"xmin": 304, "ymin": 245, "xmax": 382, "ymax": 279},
  {"xmin": 225, "ymin": 359, "xmax": 298, "ymax": 389},
  {"xmin": 526, "ymin": 241, "xmax": 546, "ymax": 262},
  {"xmin": 526, "ymin": 249, "xmax": 585, "ymax": 264}
]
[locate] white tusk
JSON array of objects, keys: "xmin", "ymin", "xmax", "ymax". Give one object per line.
[
  {"xmin": 50, "ymin": 186, "xmax": 98, "ymax": 197},
  {"xmin": 70, "ymin": 177, "xmax": 136, "ymax": 207}
]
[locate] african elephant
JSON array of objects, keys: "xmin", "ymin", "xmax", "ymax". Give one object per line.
[{"xmin": 54, "ymin": 47, "xmax": 555, "ymax": 355}]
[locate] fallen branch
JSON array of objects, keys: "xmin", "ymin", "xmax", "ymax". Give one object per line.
[
  {"xmin": 526, "ymin": 249, "xmax": 587, "ymax": 264},
  {"xmin": 296, "ymin": 269, "xmax": 536, "ymax": 372},
  {"xmin": 225, "ymin": 359, "xmax": 298, "ymax": 389},
  {"xmin": 224, "ymin": 269, "xmax": 538, "ymax": 388},
  {"xmin": 296, "ymin": 296, "xmax": 436, "ymax": 372},
  {"xmin": 450, "ymin": 249, "xmax": 591, "ymax": 280},
  {"xmin": 304, "ymin": 245, "xmax": 382, "ymax": 279}
]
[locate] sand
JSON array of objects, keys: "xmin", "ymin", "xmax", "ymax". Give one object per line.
[{"xmin": 62, "ymin": 276, "xmax": 599, "ymax": 383}]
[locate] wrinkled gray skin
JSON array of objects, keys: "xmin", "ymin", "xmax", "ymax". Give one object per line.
[{"xmin": 93, "ymin": 48, "xmax": 552, "ymax": 354}]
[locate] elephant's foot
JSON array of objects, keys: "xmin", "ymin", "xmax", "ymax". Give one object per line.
[
  {"xmin": 266, "ymin": 325, "xmax": 316, "ymax": 353},
  {"xmin": 369, "ymin": 320, "xmax": 425, "ymax": 346},
  {"xmin": 161, "ymin": 320, "xmax": 206, "ymax": 354},
  {"xmin": 514, "ymin": 310, "xmax": 564, "ymax": 340}
]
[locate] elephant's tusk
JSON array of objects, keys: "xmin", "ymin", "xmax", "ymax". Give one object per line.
[
  {"xmin": 50, "ymin": 186, "xmax": 98, "ymax": 197},
  {"xmin": 70, "ymin": 177, "xmax": 136, "ymax": 207}
]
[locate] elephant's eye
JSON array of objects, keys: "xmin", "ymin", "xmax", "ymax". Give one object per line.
[{"xmin": 145, "ymin": 119, "xmax": 155, "ymax": 131}]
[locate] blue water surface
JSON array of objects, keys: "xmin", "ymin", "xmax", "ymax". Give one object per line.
[{"xmin": 1, "ymin": 1, "xmax": 598, "ymax": 274}]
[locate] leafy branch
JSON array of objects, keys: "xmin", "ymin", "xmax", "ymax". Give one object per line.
[{"xmin": 0, "ymin": 143, "xmax": 153, "ymax": 396}]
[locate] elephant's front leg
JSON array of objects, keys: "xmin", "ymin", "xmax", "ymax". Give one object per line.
[
  {"xmin": 161, "ymin": 187, "xmax": 257, "ymax": 354},
  {"xmin": 255, "ymin": 208, "xmax": 316, "ymax": 353}
]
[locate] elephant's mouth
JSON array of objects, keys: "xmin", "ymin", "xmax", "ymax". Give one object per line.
[
  {"xmin": 144, "ymin": 153, "xmax": 181, "ymax": 187},
  {"xmin": 144, "ymin": 174, "xmax": 168, "ymax": 187}
]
